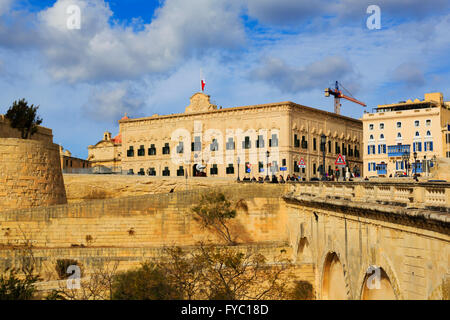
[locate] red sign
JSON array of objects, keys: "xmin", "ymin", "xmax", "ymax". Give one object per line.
[
  {"xmin": 298, "ymin": 158, "xmax": 306, "ymax": 168},
  {"xmin": 335, "ymin": 154, "xmax": 346, "ymax": 166}
]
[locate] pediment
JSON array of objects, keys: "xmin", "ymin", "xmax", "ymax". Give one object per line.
[{"xmin": 185, "ymin": 93, "xmax": 217, "ymax": 113}]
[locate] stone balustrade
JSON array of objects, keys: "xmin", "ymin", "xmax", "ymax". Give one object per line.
[{"xmin": 288, "ymin": 181, "xmax": 450, "ymax": 210}]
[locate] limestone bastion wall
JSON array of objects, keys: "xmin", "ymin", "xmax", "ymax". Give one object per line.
[{"xmin": 0, "ymin": 138, "xmax": 67, "ymax": 211}]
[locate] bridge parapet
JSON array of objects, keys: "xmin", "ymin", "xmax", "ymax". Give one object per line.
[{"xmin": 288, "ymin": 181, "xmax": 450, "ymax": 210}]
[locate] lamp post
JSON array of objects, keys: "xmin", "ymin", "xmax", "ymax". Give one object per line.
[
  {"xmin": 265, "ymin": 150, "xmax": 270, "ymax": 181},
  {"xmin": 237, "ymin": 157, "xmax": 241, "ymax": 182},
  {"xmin": 321, "ymin": 134, "xmax": 326, "ymax": 181},
  {"xmin": 413, "ymin": 151, "xmax": 417, "ymax": 178},
  {"xmin": 423, "ymin": 155, "xmax": 427, "ymax": 177}
]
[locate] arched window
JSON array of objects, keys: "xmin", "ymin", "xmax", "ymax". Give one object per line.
[
  {"xmin": 397, "ymin": 132, "xmax": 402, "ymax": 138},
  {"xmin": 415, "ymin": 131, "xmax": 420, "ymax": 137},
  {"xmin": 370, "ymin": 134, "xmax": 374, "ymax": 140},
  {"xmin": 380, "ymin": 134, "xmax": 384, "ymax": 139},
  {"xmin": 426, "ymin": 130, "xmax": 431, "ymax": 136}
]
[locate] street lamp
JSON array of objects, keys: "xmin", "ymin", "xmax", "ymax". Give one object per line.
[
  {"xmin": 321, "ymin": 134, "xmax": 326, "ymax": 181},
  {"xmin": 265, "ymin": 150, "xmax": 270, "ymax": 181},
  {"xmin": 413, "ymin": 151, "xmax": 417, "ymax": 178},
  {"xmin": 423, "ymin": 155, "xmax": 427, "ymax": 176},
  {"xmin": 237, "ymin": 157, "xmax": 241, "ymax": 182}
]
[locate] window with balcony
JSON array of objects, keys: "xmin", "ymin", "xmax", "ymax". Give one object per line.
[
  {"xmin": 413, "ymin": 142, "xmax": 422, "ymax": 152},
  {"xmin": 378, "ymin": 144, "xmax": 386, "ymax": 154},
  {"xmin": 367, "ymin": 145, "xmax": 375, "ymax": 155},
  {"xmin": 424, "ymin": 141, "xmax": 433, "ymax": 151}
]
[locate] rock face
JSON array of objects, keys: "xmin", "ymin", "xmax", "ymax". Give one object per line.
[
  {"xmin": 0, "ymin": 139, "xmax": 67, "ymax": 211},
  {"xmin": 63, "ymin": 174, "xmax": 236, "ymax": 203}
]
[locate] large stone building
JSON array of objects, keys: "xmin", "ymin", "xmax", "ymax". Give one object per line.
[
  {"xmin": 118, "ymin": 93, "xmax": 363, "ymax": 180},
  {"xmin": 362, "ymin": 92, "xmax": 450, "ymax": 178}
]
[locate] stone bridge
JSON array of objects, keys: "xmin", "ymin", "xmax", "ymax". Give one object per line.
[{"xmin": 283, "ymin": 181, "xmax": 449, "ymax": 300}]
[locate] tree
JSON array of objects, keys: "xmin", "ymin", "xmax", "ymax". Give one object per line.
[
  {"xmin": 0, "ymin": 270, "xmax": 39, "ymax": 300},
  {"xmin": 5, "ymin": 99, "xmax": 43, "ymax": 139},
  {"xmin": 112, "ymin": 244, "xmax": 291, "ymax": 300},
  {"xmin": 112, "ymin": 262, "xmax": 181, "ymax": 300},
  {"xmin": 288, "ymin": 280, "xmax": 315, "ymax": 300},
  {"xmin": 192, "ymin": 192, "xmax": 237, "ymax": 245}
]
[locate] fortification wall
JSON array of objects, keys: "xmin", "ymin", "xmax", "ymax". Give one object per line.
[
  {"xmin": 0, "ymin": 184, "xmax": 289, "ymax": 248},
  {"xmin": 0, "ymin": 138, "xmax": 67, "ymax": 211},
  {"xmin": 63, "ymin": 174, "xmax": 238, "ymax": 203}
]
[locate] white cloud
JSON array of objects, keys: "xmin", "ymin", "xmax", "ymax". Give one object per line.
[
  {"xmin": 32, "ymin": 0, "xmax": 246, "ymax": 82},
  {"xmin": 0, "ymin": 0, "xmax": 13, "ymax": 16}
]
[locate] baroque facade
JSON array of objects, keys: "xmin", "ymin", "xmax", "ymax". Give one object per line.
[
  {"xmin": 118, "ymin": 93, "xmax": 363, "ymax": 180},
  {"xmin": 362, "ymin": 92, "xmax": 450, "ymax": 178},
  {"xmin": 87, "ymin": 125, "xmax": 124, "ymax": 169}
]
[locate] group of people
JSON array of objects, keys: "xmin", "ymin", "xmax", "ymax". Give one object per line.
[{"xmin": 242, "ymin": 174, "xmax": 306, "ymax": 183}]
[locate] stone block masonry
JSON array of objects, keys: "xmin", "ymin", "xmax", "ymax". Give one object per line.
[{"xmin": 0, "ymin": 138, "xmax": 67, "ymax": 211}]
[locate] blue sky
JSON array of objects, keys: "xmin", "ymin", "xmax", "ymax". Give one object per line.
[{"xmin": 1, "ymin": 0, "xmax": 449, "ymax": 158}]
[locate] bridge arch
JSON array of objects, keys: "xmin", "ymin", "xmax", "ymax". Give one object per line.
[
  {"xmin": 357, "ymin": 253, "xmax": 402, "ymax": 300},
  {"xmin": 320, "ymin": 251, "xmax": 351, "ymax": 300}
]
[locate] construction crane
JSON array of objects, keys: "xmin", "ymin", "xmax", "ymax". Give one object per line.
[{"xmin": 325, "ymin": 81, "xmax": 366, "ymax": 115}]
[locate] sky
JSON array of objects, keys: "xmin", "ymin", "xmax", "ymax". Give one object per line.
[{"xmin": 0, "ymin": 0, "xmax": 449, "ymax": 158}]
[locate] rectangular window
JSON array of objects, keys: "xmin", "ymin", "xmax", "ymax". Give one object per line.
[
  {"xmin": 269, "ymin": 134, "xmax": 278, "ymax": 147},
  {"xmin": 176, "ymin": 142, "xmax": 184, "ymax": 154},
  {"xmin": 294, "ymin": 134, "xmax": 300, "ymax": 148},
  {"xmin": 258, "ymin": 161, "xmax": 264, "ymax": 173},
  {"xmin": 148, "ymin": 167, "xmax": 156, "ymax": 176},
  {"xmin": 328, "ymin": 141, "xmax": 332, "ymax": 153},
  {"xmin": 226, "ymin": 138, "xmax": 235, "ymax": 150},
  {"xmin": 162, "ymin": 143, "xmax": 170, "ymax": 155},
  {"xmin": 294, "ymin": 160, "xmax": 300, "ymax": 173},
  {"xmin": 210, "ymin": 164, "xmax": 218, "ymax": 175},
  {"xmin": 127, "ymin": 146, "xmax": 134, "ymax": 157},
  {"xmin": 226, "ymin": 164, "xmax": 235, "ymax": 174},
  {"xmin": 148, "ymin": 144, "xmax": 156, "ymax": 156},
  {"xmin": 256, "ymin": 135, "xmax": 265, "ymax": 148},
  {"xmin": 210, "ymin": 139, "xmax": 219, "ymax": 151},
  {"xmin": 426, "ymin": 119, "xmax": 431, "ymax": 126},
  {"xmin": 301, "ymin": 136, "xmax": 307, "ymax": 149},
  {"xmin": 282, "ymin": 158, "xmax": 286, "ymax": 166},
  {"xmin": 313, "ymin": 163, "xmax": 316, "ymax": 174},
  {"xmin": 177, "ymin": 166, "xmax": 185, "ymax": 176},
  {"xmin": 243, "ymin": 136, "xmax": 251, "ymax": 149},
  {"xmin": 162, "ymin": 167, "xmax": 170, "ymax": 176},
  {"xmin": 313, "ymin": 138, "xmax": 317, "ymax": 151},
  {"xmin": 380, "ymin": 123, "xmax": 384, "ymax": 130},
  {"xmin": 192, "ymin": 137, "xmax": 201, "ymax": 151},
  {"xmin": 369, "ymin": 124, "xmax": 374, "ymax": 130}
]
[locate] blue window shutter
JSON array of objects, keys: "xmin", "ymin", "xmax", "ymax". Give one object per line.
[
  {"xmin": 419, "ymin": 142, "xmax": 422, "ymax": 151},
  {"xmin": 430, "ymin": 142, "xmax": 433, "ymax": 151},
  {"xmin": 413, "ymin": 143, "xmax": 416, "ymax": 152},
  {"xmin": 424, "ymin": 142, "xmax": 427, "ymax": 152},
  {"xmin": 368, "ymin": 163, "xmax": 371, "ymax": 171},
  {"xmin": 368, "ymin": 146, "xmax": 370, "ymax": 155},
  {"xmin": 383, "ymin": 145, "xmax": 386, "ymax": 153}
]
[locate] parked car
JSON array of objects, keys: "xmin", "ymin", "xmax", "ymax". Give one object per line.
[{"xmin": 310, "ymin": 177, "xmax": 320, "ymax": 181}]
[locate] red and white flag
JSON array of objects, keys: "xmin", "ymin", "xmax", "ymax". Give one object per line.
[{"xmin": 200, "ymin": 69, "xmax": 206, "ymax": 92}]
